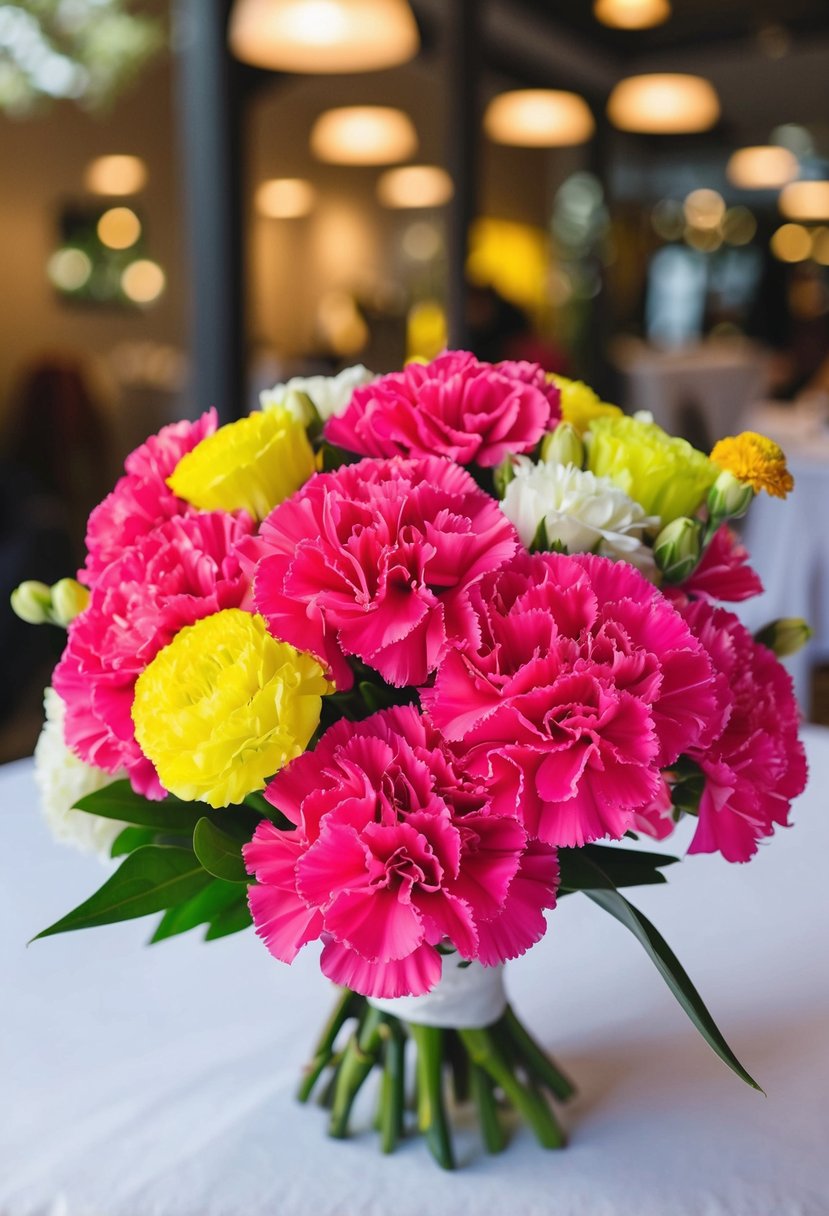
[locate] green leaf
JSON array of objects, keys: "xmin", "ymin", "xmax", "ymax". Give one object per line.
[
  {"xmin": 150, "ymin": 878, "xmax": 246, "ymax": 943},
  {"xmin": 558, "ymin": 844, "xmax": 678, "ymax": 893},
  {"xmin": 34, "ymin": 846, "xmax": 212, "ymax": 940},
  {"xmin": 74, "ymin": 780, "xmax": 204, "ymax": 834},
  {"xmin": 243, "ymin": 791, "xmax": 273, "ymax": 817},
  {"xmin": 110, "ymin": 826, "xmax": 156, "ymax": 858},
  {"xmin": 529, "ymin": 517, "xmax": 549, "ymax": 553},
  {"xmin": 193, "ymin": 817, "xmax": 250, "ymax": 883},
  {"xmin": 582, "ymin": 866, "xmax": 761, "ymax": 1091},
  {"xmin": 204, "ymin": 899, "xmax": 253, "ymax": 940}
]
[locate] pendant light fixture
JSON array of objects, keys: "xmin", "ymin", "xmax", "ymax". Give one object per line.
[
  {"xmin": 779, "ymin": 180, "xmax": 829, "ymax": 222},
  {"xmin": 726, "ymin": 145, "xmax": 799, "ymax": 191},
  {"xmin": 311, "ymin": 106, "xmax": 417, "ymax": 165},
  {"xmin": 484, "ymin": 90, "xmax": 595, "ymax": 147},
  {"xmin": 594, "ymin": 0, "xmax": 670, "ymax": 29},
  {"xmin": 377, "ymin": 165, "xmax": 454, "ymax": 208},
  {"xmin": 607, "ymin": 73, "xmax": 720, "ymax": 134},
  {"xmin": 228, "ymin": 0, "xmax": 419, "ymax": 73}
]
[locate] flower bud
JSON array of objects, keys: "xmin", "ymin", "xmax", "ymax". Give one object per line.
[
  {"xmin": 10, "ymin": 580, "xmax": 53, "ymax": 625},
  {"xmin": 653, "ymin": 517, "xmax": 702, "ymax": 582},
  {"xmin": 493, "ymin": 454, "xmax": 517, "ymax": 499},
  {"xmin": 540, "ymin": 422, "xmax": 585, "ymax": 469},
  {"xmin": 50, "ymin": 578, "xmax": 90, "ymax": 625},
  {"xmin": 707, "ymin": 469, "xmax": 754, "ymax": 522},
  {"xmin": 283, "ymin": 388, "xmax": 320, "ymax": 429},
  {"xmin": 754, "ymin": 618, "xmax": 813, "ymax": 658}
]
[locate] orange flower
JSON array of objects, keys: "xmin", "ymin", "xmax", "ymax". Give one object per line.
[{"xmin": 710, "ymin": 432, "xmax": 794, "ymax": 499}]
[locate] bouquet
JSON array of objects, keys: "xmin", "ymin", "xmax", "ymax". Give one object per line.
[{"xmin": 15, "ymin": 352, "xmax": 809, "ymax": 1169}]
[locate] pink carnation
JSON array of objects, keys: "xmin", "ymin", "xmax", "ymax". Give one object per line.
[
  {"xmin": 677, "ymin": 602, "xmax": 806, "ymax": 862},
  {"xmin": 669, "ymin": 525, "xmax": 764, "ymax": 606},
  {"xmin": 324, "ymin": 352, "xmax": 560, "ymax": 468},
  {"xmin": 54, "ymin": 511, "xmax": 254, "ymax": 798},
  {"xmin": 250, "ymin": 455, "xmax": 519, "ymax": 690},
  {"xmin": 422, "ymin": 552, "xmax": 723, "ymax": 848},
  {"xmin": 243, "ymin": 706, "xmax": 558, "ymax": 998},
  {"xmin": 79, "ymin": 410, "xmax": 218, "ymax": 587}
]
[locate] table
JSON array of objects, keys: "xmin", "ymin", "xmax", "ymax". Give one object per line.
[
  {"xmin": 738, "ymin": 402, "xmax": 829, "ymax": 716},
  {"xmin": 613, "ymin": 338, "xmax": 770, "ymax": 446},
  {"xmin": 2, "ymin": 732, "xmax": 829, "ymax": 1216}
]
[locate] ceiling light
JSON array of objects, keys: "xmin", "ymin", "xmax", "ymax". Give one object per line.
[
  {"xmin": 484, "ymin": 90, "xmax": 595, "ymax": 147},
  {"xmin": 683, "ymin": 188, "xmax": 725, "ymax": 231},
  {"xmin": 770, "ymin": 224, "xmax": 812, "ymax": 263},
  {"xmin": 607, "ymin": 74, "xmax": 720, "ymax": 134},
  {"xmin": 726, "ymin": 146, "xmax": 799, "ymax": 190},
  {"xmin": 122, "ymin": 259, "xmax": 165, "ymax": 304},
  {"xmin": 84, "ymin": 155, "xmax": 147, "ymax": 196},
  {"xmin": 256, "ymin": 178, "xmax": 316, "ymax": 218},
  {"xmin": 593, "ymin": 0, "xmax": 670, "ymax": 30},
  {"xmin": 811, "ymin": 227, "xmax": 829, "ymax": 266},
  {"xmin": 97, "ymin": 207, "xmax": 141, "ymax": 249},
  {"xmin": 377, "ymin": 165, "xmax": 453, "ymax": 208},
  {"xmin": 228, "ymin": 0, "xmax": 419, "ymax": 72},
  {"xmin": 779, "ymin": 180, "xmax": 829, "ymax": 222},
  {"xmin": 311, "ymin": 106, "xmax": 417, "ymax": 165}
]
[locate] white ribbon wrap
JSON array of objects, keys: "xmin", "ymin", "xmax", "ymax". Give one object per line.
[{"xmin": 368, "ymin": 961, "xmax": 507, "ymax": 1029}]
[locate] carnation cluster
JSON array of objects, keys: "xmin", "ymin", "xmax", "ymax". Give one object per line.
[{"xmin": 18, "ymin": 352, "xmax": 808, "ymax": 1166}]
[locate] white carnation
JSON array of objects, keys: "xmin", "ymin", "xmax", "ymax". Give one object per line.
[
  {"xmin": 501, "ymin": 458, "xmax": 659, "ymax": 564},
  {"xmin": 34, "ymin": 688, "xmax": 126, "ymax": 860},
  {"xmin": 259, "ymin": 364, "xmax": 375, "ymax": 425}
]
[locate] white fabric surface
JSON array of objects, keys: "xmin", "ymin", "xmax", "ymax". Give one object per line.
[
  {"xmin": 614, "ymin": 339, "xmax": 770, "ymax": 444},
  {"xmin": 737, "ymin": 402, "xmax": 829, "ymax": 715},
  {"xmin": 2, "ymin": 731, "xmax": 829, "ymax": 1216}
]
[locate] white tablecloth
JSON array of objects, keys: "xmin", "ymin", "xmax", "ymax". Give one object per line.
[
  {"xmin": 614, "ymin": 339, "xmax": 770, "ymax": 445},
  {"xmin": 738, "ymin": 402, "xmax": 829, "ymax": 716},
  {"xmin": 2, "ymin": 733, "xmax": 829, "ymax": 1216}
]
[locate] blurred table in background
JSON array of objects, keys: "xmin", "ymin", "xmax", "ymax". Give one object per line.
[
  {"xmin": 614, "ymin": 338, "xmax": 771, "ymax": 447},
  {"xmin": 737, "ymin": 400, "xmax": 829, "ymax": 719}
]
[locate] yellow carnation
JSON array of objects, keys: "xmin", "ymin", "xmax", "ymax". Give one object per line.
[
  {"xmin": 549, "ymin": 374, "xmax": 623, "ymax": 435},
  {"xmin": 586, "ymin": 414, "xmax": 717, "ymax": 525},
  {"xmin": 132, "ymin": 609, "xmax": 331, "ymax": 808},
  {"xmin": 710, "ymin": 431, "xmax": 794, "ymax": 499},
  {"xmin": 167, "ymin": 407, "xmax": 315, "ymax": 521}
]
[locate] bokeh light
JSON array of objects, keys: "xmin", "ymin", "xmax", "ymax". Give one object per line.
[{"xmin": 97, "ymin": 207, "xmax": 141, "ymax": 250}]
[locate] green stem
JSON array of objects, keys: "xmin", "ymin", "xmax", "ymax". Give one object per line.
[
  {"xmin": 328, "ymin": 1006, "xmax": 385, "ymax": 1139},
  {"xmin": 407, "ymin": 1023, "xmax": 456, "ymax": 1170},
  {"xmin": 297, "ymin": 987, "xmax": 360, "ymax": 1103},
  {"xmin": 446, "ymin": 1029, "xmax": 471, "ymax": 1104},
  {"xmin": 379, "ymin": 1020, "xmax": 407, "ymax": 1154},
  {"xmin": 459, "ymin": 1027, "xmax": 566, "ymax": 1150},
  {"xmin": 501, "ymin": 1006, "xmax": 576, "ymax": 1102},
  {"xmin": 469, "ymin": 1061, "xmax": 507, "ymax": 1154}
]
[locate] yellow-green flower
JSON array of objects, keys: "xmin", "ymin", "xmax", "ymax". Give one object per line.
[
  {"xmin": 710, "ymin": 431, "xmax": 794, "ymax": 499},
  {"xmin": 132, "ymin": 609, "xmax": 331, "ymax": 808},
  {"xmin": 167, "ymin": 407, "xmax": 315, "ymax": 521},
  {"xmin": 549, "ymin": 374, "xmax": 623, "ymax": 435},
  {"xmin": 586, "ymin": 414, "xmax": 717, "ymax": 525}
]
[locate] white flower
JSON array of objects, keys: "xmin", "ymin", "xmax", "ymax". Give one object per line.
[
  {"xmin": 501, "ymin": 458, "xmax": 660, "ymax": 564},
  {"xmin": 259, "ymin": 364, "xmax": 375, "ymax": 425},
  {"xmin": 34, "ymin": 688, "xmax": 126, "ymax": 860}
]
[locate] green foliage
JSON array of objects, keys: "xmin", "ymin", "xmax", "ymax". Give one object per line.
[
  {"xmin": 34, "ymin": 846, "xmax": 212, "ymax": 940},
  {"xmin": 110, "ymin": 825, "xmax": 156, "ymax": 857},
  {"xmin": 150, "ymin": 878, "xmax": 248, "ymax": 943},
  {"xmin": 193, "ymin": 817, "xmax": 251, "ymax": 883},
  {"xmin": 74, "ymin": 781, "xmax": 203, "ymax": 835},
  {"xmin": 578, "ymin": 853, "xmax": 761, "ymax": 1091},
  {"xmin": 558, "ymin": 844, "xmax": 678, "ymax": 893}
]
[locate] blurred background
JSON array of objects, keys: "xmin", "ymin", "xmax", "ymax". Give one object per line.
[{"xmin": 1, "ymin": 0, "xmax": 828, "ymax": 757}]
